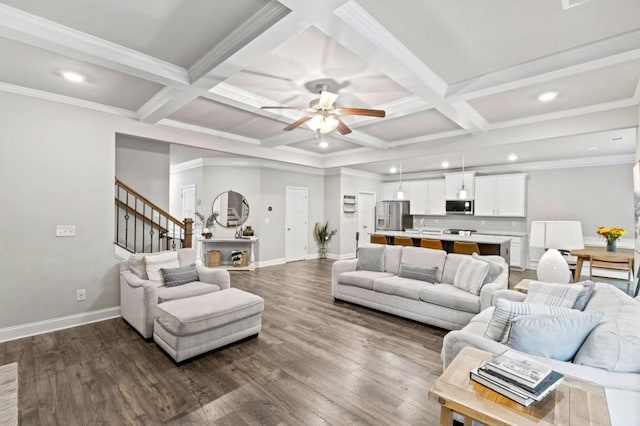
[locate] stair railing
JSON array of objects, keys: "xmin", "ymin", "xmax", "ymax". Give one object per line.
[{"xmin": 114, "ymin": 178, "xmax": 193, "ymax": 254}]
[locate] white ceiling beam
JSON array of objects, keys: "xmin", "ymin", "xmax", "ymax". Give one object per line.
[
  {"xmin": 323, "ymin": 1, "xmax": 485, "ymax": 134},
  {"xmin": 0, "ymin": 4, "xmax": 190, "ymax": 88},
  {"xmin": 321, "ymin": 105, "xmax": 640, "ymax": 168},
  {"xmin": 633, "ymin": 76, "xmax": 640, "ymax": 103},
  {"xmin": 447, "ymin": 30, "xmax": 640, "ymax": 102},
  {"xmin": 138, "ymin": 0, "xmax": 294, "ymax": 123}
]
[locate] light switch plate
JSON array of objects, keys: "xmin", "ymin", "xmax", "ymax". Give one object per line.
[{"xmin": 56, "ymin": 225, "xmax": 76, "ymax": 237}]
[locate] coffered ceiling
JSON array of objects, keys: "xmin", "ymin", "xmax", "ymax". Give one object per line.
[{"xmin": 1, "ymin": 0, "xmax": 639, "ymax": 175}]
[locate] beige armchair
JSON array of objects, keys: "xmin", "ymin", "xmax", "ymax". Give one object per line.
[{"xmin": 119, "ymin": 248, "xmax": 230, "ymax": 338}]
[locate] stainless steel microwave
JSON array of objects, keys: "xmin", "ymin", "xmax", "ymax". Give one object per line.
[{"xmin": 446, "ymin": 200, "xmax": 474, "ymax": 215}]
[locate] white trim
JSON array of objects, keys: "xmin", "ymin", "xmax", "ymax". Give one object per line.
[
  {"xmin": 306, "ymin": 252, "xmax": 320, "ymax": 260},
  {"xmin": 327, "ymin": 252, "xmax": 356, "ymax": 260},
  {"xmin": 170, "ymin": 158, "xmax": 205, "ymax": 174},
  {"xmin": 276, "ymin": 145, "xmax": 325, "ymax": 158},
  {"xmin": 114, "ymin": 244, "xmax": 131, "ymax": 261},
  {"xmin": 159, "ymin": 119, "xmax": 260, "ymax": 145},
  {"xmin": 170, "ymin": 156, "xmax": 326, "ymax": 176},
  {"xmin": 339, "ymin": 167, "xmax": 383, "ymax": 180},
  {"xmin": 255, "ymin": 258, "xmax": 286, "ymax": 268},
  {"xmin": 0, "ymin": 4, "xmax": 189, "ymax": 87},
  {"xmin": 0, "ymin": 307, "xmax": 121, "ymax": 343},
  {"xmin": 633, "ymin": 76, "xmax": 640, "ymax": 102},
  {"xmin": 0, "ymin": 82, "xmax": 138, "ymax": 118}
]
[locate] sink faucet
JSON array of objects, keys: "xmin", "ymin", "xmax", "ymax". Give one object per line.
[{"xmin": 420, "ymin": 218, "xmax": 425, "ymax": 234}]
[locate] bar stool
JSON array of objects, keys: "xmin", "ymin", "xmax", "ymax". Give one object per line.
[
  {"xmin": 420, "ymin": 239, "xmax": 443, "ymax": 250},
  {"xmin": 394, "ymin": 236, "xmax": 414, "ymax": 246},
  {"xmin": 453, "ymin": 241, "xmax": 480, "ymax": 255},
  {"xmin": 370, "ymin": 234, "xmax": 388, "ymax": 244}
]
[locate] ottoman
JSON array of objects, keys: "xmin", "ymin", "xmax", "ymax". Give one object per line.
[{"xmin": 153, "ymin": 288, "xmax": 264, "ymax": 362}]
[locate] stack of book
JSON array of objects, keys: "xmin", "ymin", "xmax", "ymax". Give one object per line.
[{"xmin": 470, "ymin": 350, "xmax": 564, "ymax": 407}]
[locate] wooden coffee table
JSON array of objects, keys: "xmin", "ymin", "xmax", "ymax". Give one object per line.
[{"xmin": 429, "ymin": 347, "xmax": 610, "ymax": 426}]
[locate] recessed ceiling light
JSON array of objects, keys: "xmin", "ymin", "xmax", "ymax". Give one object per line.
[
  {"xmin": 389, "ymin": 166, "xmax": 397, "ymax": 174},
  {"xmin": 537, "ymin": 91, "xmax": 558, "ymax": 102},
  {"xmin": 318, "ymin": 140, "xmax": 329, "ymax": 149},
  {"xmin": 441, "ymin": 161, "xmax": 450, "ymax": 168},
  {"xmin": 507, "ymin": 154, "xmax": 518, "ymax": 161},
  {"xmin": 588, "ymin": 146, "xmax": 599, "ymax": 151},
  {"xmin": 62, "ymin": 71, "xmax": 85, "ymax": 83},
  {"xmin": 609, "ymin": 136, "xmax": 624, "ymax": 143}
]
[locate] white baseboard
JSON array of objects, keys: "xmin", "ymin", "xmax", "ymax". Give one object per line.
[
  {"xmin": 0, "ymin": 307, "xmax": 121, "ymax": 343},
  {"xmin": 306, "ymin": 253, "xmax": 320, "ymax": 260},
  {"xmin": 327, "ymin": 252, "xmax": 356, "ymax": 260},
  {"xmin": 256, "ymin": 258, "xmax": 286, "ymax": 268}
]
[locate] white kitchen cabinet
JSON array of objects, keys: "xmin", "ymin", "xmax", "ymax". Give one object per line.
[
  {"xmin": 409, "ymin": 179, "xmax": 445, "ymax": 215},
  {"xmin": 444, "ymin": 172, "xmax": 476, "ymax": 200},
  {"xmin": 509, "ymin": 236, "xmax": 524, "ymax": 269},
  {"xmin": 381, "ymin": 182, "xmax": 399, "ymax": 201},
  {"xmin": 474, "ymin": 173, "xmax": 526, "ymax": 217}
]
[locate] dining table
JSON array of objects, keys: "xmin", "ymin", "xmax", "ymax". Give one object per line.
[{"xmin": 570, "ymin": 245, "xmax": 634, "ymax": 283}]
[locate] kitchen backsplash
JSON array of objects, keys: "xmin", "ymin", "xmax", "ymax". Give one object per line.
[{"xmin": 412, "ymin": 215, "xmax": 527, "ymax": 233}]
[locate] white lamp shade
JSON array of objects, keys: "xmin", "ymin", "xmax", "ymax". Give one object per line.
[
  {"xmin": 529, "ymin": 221, "xmax": 584, "ymax": 250},
  {"xmin": 458, "ymin": 188, "xmax": 468, "ymax": 200},
  {"xmin": 397, "ymin": 190, "xmax": 405, "ymax": 200},
  {"xmin": 537, "ymin": 248, "xmax": 571, "ymax": 283}
]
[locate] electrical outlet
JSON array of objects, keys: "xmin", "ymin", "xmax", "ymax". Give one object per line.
[
  {"xmin": 56, "ymin": 225, "xmax": 76, "ymax": 237},
  {"xmin": 76, "ymin": 289, "xmax": 86, "ymax": 301}
]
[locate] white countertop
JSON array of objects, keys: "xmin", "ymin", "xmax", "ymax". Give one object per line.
[{"xmin": 373, "ymin": 230, "xmax": 512, "ymax": 244}]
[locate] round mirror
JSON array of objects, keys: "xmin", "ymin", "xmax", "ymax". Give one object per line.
[{"xmin": 212, "ymin": 190, "xmax": 250, "ymax": 227}]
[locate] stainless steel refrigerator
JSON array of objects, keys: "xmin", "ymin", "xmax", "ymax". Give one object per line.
[{"xmin": 375, "ymin": 201, "xmax": 412, "ymax": 231}]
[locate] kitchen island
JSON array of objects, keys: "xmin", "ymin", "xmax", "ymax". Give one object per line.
[{"xmin": 371, "ymin": 231, "xmax": 512, "ymax": 264}]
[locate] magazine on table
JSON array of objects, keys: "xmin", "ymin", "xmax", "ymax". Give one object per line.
[
  {"xmin": 484, "ymin": 350, "xmax": 552, "ymax": 388},
  {"xmin": 476, "ymin": 367, "xmax": 564, "ymax": 400},
  {"xmin": 470, "ymin": 368, "xmax": 535, "ymax": 407}
]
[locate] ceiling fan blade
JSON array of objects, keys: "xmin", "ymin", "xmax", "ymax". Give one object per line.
[
  {"xmin": 335, "ymin": 108, "xmax": 386, "ymax": 118},
  {"xmin": 283, "ymin": 115, "xmax": 312, "ymax": 131},
  {"xmin": 261, "ymin": 106, "xmax": 306, "ymax": 110},
  {"xmin": 319, "ymin": 91, "xmax": 338, "ymax": 108},
  {"xmin": 336, "ymin": 119, "xmax": 352, "ymax": 135}
]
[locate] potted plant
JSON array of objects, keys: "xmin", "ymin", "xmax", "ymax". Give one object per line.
[
  {"xmin": 314, "ymin": 222, "xmax": 337, "ymax": 258},
  {"xmin": 597, "ymin": 226, "xmax": 626, "ymax": 252}
]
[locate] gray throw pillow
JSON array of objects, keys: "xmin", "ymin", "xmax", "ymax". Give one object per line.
[
  {"xmin": 398, "ymin": 263, "xmax": 438, "ymax": 283},
  {"xmin": 573, "ymin": 281, "xmax": 596, "ymax": 311},
  {"xmin": 524, "ymin": 281, "xmax": 582, "ymax": 308},
  {"xmin": 356, "ymin": 246, "xmax": 386, "ymax": 272},
  {"xmin": 483, "ymin": 298, "xmax": 574, "ymax": 342},
  {"xmin": 453, "ymin": 256, "xmax": 490, "ymax": 296},
  {"xmin": 471, "ymin": 253, "xmax": 503, "ymax": 284},
  {"xmin": 504, "ymin": 311, "xmax": 604, "ymax": 361},
  {"xmin": 160, "ymin": 264, "xmax": 199, "ymax": 287}
]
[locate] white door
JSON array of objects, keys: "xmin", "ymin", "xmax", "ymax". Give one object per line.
[
  {"xmin": 285, "ymin": 186, "xmax": 308, "ymax": 262},
  {"xmin": 357, "ymin": 191, "xmax": 376, "ymax": 247},
  {"xmin": 181, "ymin": 185, "xmax": 196, "ymax": 221}
]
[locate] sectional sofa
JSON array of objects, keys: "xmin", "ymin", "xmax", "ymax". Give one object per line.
[
  {"xmin": 442, "ymin": 282, "xmax": 640, "ymax": 425},
  {"xmin": 331, "ymin": 245, "xmax": 509, "ymax": 330}
]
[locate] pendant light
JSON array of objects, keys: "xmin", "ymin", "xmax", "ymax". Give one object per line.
[
  {"xmin": 458, "ymin": 152, "xmax": 468, "ymax": 200},
  {"xmin": 397, "ymin": 161, "xmax": 405, "ymax": 200}
]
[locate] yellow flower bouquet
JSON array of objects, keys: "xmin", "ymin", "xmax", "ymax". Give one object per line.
[{"xmin": 597, "ymin": 226, "xmax": 626, "ymax": 243}]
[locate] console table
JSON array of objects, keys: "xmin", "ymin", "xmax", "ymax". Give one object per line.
[{"xmin": 199, "ymin": 237, "xmax": 258, "ymax": 271}]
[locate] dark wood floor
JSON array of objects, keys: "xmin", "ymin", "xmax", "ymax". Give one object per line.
[{"xmin": 0, "ymin": 260, "xmax": 531, "ymax": 425}]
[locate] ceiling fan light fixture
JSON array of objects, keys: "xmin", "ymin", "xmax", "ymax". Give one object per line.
[
  {"xmin": 307, "ymin": 114, "xmax": 339, "ymax": 134},
  {"xmin": 318, "ymin": 139, "xmax": 329, "ymax": 149}
]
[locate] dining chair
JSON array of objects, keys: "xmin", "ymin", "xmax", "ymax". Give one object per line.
[
  {"xmin": 394, "ymin": 236, "xmax": 414, "ymax": 246},
  {"xmin": 453, "ymin": 241, "xmax": 480, "ymax": 255},
  {"xmin": 370, "ymin": 234, "xmax": 388, "ymax": 245},
  {"xmin": 589, "ymin": 254, "xmax": 633, "ymax": 295},
  {"xmin": 420, "ymin": 239, "xmax": 443, "ymax": 250}
]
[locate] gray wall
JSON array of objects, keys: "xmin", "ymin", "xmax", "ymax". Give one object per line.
[
  {"xmin": 527, "ymin": 164, "xmax": 634, "ymax": 240},
  {"xmin": 340, "ymin": 174, "xmax": 381, "ymax": 255},
  {"xmin": 0, "ymin": 92, "xmax": 119, "ymax": 328},
  {"xmin": 324, "ymin": 175, "xmax": 342, "ymax": 257},
  {"xmin": 115, "ymin": 134, "xmax": 170, "ymax": 210}
]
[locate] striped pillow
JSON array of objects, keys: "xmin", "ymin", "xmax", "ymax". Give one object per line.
[
  {"xmin": 483, "ymin": 298, "xmax": 573, "ymax": 342},
  {"xmin": 524, "ymin": 281, "xmax": 582, "ymax": 308}
]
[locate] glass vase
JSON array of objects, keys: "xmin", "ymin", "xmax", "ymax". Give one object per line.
[{"xmin": 606, "ymin": 239, "xmax": 617, "ymax": 252}]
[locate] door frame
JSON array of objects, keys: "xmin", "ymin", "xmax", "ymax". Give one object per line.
[
  {"xmin": 285, "ymin": 185, "xmax": 308, "ymax": 262},
  {"xmin": 357, "ymin": 191, "xmax": 376, "ymax": 248}
]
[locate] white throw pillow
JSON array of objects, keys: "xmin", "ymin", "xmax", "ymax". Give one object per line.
[
  {"xmin": 143, "ymin": 251, "xmax": 180, "ymax": 284},
  {"xmin": 453, "ymin": 256, "xmax": 490, "ymax": 296},
  {"xmin": 471, "ymin": 253, "xmax": 503, "ymax": 284},
  {"xmin": 524, "ymin": 281, "xmax": 583, "ymax": 308}
]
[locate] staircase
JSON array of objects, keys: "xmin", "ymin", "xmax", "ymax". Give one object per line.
[{"xmin": 114, "ymin": 178, "xmax": 193, "ymax": 255}]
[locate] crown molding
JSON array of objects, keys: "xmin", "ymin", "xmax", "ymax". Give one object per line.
[
  {"xmin": 339, "ymin": 167, "xmax": 382, "ymax": 180},
  {"xmin": 158, "ymin": 119, "xmax": 260, "ymax": 145},
  {"xmin": 170, "ymin": 156, "xmax": 325, "ymax": 176},
  {"xmin": 389, "ymin": 129, "xmax": 469, "ymax": 148},
  {"xmin": 0, "ymin": 82, "xmax": 138, "ymax": 118},
  {"xmin": 0, "ymin": 4, "xmax": 189, "ymax": 87}
]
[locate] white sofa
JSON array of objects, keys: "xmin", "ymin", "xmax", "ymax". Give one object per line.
[
  {"xmin": 119, "ymin": 248, "xmax": 230, "ymax": 338},
  {"xmin": 441, "ymin": 283, "xmax": 640, "ymax": 425},
  {"xmin": 331, "ymin": 245, "xmax": 509, "ymax": 330}
]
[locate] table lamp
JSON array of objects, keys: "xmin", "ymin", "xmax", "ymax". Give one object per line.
[{"xmin": 530, "ymin": 221, "xmax": 584, "ymax": 283}]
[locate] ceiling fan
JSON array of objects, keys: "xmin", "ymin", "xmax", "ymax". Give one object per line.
[{"xmin": 261, "ymin": 83, "xmax": 386, "ymax": 135}]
